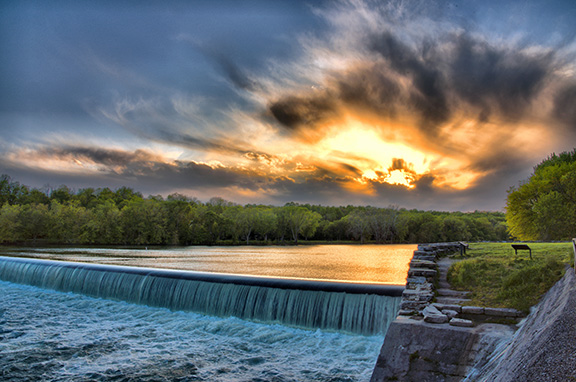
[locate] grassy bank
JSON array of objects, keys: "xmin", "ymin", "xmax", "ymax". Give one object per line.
[{"xmin": 447, "ymin": 242, "xmax": 574, "ymax": 312}]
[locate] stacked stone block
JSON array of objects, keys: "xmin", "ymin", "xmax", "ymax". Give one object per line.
[{"xmin": 398, "ymin": 243, "xmax": 523, "ymax": 327}]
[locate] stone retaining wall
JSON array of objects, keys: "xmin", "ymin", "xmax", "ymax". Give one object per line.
[
  {"xmin": 370, "ymin": 243, "xmax": 519, "ymax": 382},
  {"xmin": 399, "ymin": 243, "xmax": 523, "ymax": 326}
]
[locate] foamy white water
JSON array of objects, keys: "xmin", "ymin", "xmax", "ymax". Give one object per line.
[{"xmin": 0, "ymin": 280, "xmax": 383, "ymax": 381}]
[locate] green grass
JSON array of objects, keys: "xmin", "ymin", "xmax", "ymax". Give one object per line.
[{"xmin": 447, "ymin": 242, "xmax": 573, "ymax": 312}]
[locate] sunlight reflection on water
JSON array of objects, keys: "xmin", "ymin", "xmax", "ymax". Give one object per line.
[{"xmin": 1, "ymin": 244, "xmax": 415, "ymax": 285}]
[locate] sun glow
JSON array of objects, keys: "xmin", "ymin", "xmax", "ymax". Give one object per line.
[
  {"xmin": 318, "ymin": 122, "xmax": 429, "ymax": 187},
  {"xmin": 386, "ymin": 169, "xmax": 416, "ymax": 188}
]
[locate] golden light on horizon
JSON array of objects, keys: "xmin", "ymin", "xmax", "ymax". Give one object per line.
[
  {"xmin": 386, "ymin": 169, "xmax": 415, "ymax": 188},
  {"xmin": 316, "ymin": 120, "xmax": 428, "ymax": 187},
  {"xmin": 289, "ymin": 118, "xmax": 491, "ymax": 191}
]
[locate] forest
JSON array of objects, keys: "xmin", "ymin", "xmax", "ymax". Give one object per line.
[{"xmin": 0, "ymin": 174, "xmax": 508, "ymax": 246}]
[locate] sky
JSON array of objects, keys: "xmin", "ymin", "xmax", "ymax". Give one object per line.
[{"xmin": 1, "ymin": 0, "xmax": 575, "ymax": 211}]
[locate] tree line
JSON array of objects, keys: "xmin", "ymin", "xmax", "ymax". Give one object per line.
[{"xmin": 0, "ymin": 174, "xmax": 508, "ymax": 246}]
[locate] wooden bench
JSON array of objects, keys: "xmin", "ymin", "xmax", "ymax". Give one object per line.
[
  {"xmin": 458, "ymin": 241, "xmax": 468, "ymax": 256},
  {"xmin": 512, "ymin": 244, "xmax": 532, "ymax": 259}
]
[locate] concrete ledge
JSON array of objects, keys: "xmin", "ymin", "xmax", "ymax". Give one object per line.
[
  {"xmin": 462, "ymin": 306, "xmax": 484, "ymax": 315},
  {"xmin": 370, "ymin": 317, "xmax": 478, "ymax": 382},
  {"xmin": 408, "ymin": 268, "xmax": 437, "ymax": 278},
  {"xmin": 484, "ymin": 307, "xmax": 524, "ymax": 318},
  {"xmin": 410, "ymin": 259, "xmax": 438, "ymax": 269}
]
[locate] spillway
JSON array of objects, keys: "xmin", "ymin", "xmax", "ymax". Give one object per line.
[{"xmin": 0, "ymin": 256, "xmax": 402, "ymax": 335}]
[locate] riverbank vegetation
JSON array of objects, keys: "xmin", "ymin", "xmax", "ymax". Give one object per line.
[
  {"xmin": 447, "ymin": 242, "xmax": 573, "ymax": 312},
  {"xmin": 0, "ymin": 174, "xmax": 508, "ymax": 246}
]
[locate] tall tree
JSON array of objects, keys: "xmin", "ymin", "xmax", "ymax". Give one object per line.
[
  {"xmin": 48, "ymin": 201, "xmax": 90, "ymax": 244},
  {"xmin": 0, "ymin": 204, "xmax": 22, "ymax": 243},
  {"xmin": 282, "ymin": 205, "xmax": 322, "ymax": 244},
  {"xmin": 121, "ymin": 199, "xmax": 167, "ymax": 245},
  {"xmin": 85, "ymin": 200, "xmax": 123, "ymax": 244},
  {"xmin": 368, "ymin": 206, "xmax": 400, "ymax": 243},
  {"xmin": 20, "ymin": 203, "xmax": 50, "ymax": 243},
  {"xmin": 345, "ymin": 209, "xmax": 371, "ymax": 244},
  {"xmin": 506, "ymin": 149, "xmax": 576, "ymax": 240}
]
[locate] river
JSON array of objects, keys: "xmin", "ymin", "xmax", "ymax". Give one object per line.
[{"xmin": 0, "ymin": 244, "xmax": 415, "ymax": 381}]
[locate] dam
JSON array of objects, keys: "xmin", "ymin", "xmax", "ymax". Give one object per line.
[
  {"xmin": 0, "ymin": 244, "xmax": 413, "ymax": 380},
  {"xmin": 0, "ymin": 256, "xmax": 402, "ymax": 335}
]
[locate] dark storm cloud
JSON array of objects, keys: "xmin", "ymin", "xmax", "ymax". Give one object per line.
[
  {"xmin": 267, "ymin": 29, "xmax": 566, "ymax": 140},
  {"xmin": 268, "ymin": 94, "xmax": 339, "ymax": 131},
  {"xmin": 37, "ymin": 146, "xmax": 159, "ymax": 167},
  {"xmin": 337, "ymin": 163, "xmax": 363, "ymax": 177},
  {"xmin": 125, "ymin": 160, "xmax": 247, "ymax": 190},
  {"xmin": 335, "ymin": 65, "xmax": 399, "ymax": 118},
  {"xmin": 553, "ymin": 83, "xmax": 576, "ymax": 129},
  {"xmin": 0, "ymin": 145, "xmax": 253, "ymax": 193},
  {"xmin": 369, "ymin": 31, "xmax": 450, "ymax": 129},
  {"xmin": 0, "ymin": 140, "xmax": 531, "ymax": 211},
  {"xmin": 447, "ymin": 34, "xmax": 552, "ymax": 121}
]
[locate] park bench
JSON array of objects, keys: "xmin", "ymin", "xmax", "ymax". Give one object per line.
[
  {"xmin": 512, "ymin": 244, "xmax": 532, "ymax": 259},
  {"xmin": 458, "ymin": 241, "xmax": 468, "ymax": 256}
]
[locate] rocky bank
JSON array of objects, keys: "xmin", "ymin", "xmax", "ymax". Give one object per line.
[{"xmin": 467, "ymin": 266, "xmax": 576, "ymax": 381}]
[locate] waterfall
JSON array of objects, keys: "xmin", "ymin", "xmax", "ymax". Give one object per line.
[{"xmin": 0, "ymin": 256, "xmax": 402, "ymax": 335}]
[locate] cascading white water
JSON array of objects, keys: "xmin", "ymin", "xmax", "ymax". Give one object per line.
[{"xmin": 0, "ymin": 256, "xmax": 401, "ymax": 335}]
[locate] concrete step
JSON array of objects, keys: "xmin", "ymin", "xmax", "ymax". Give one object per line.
[
  {"xmin": 437, "ymin": 289, "xmax": 470, "ymax": 298},
  {"xmin": 438, "ymin": 281, "xmax": 451, "ymax": 289},
  {"xmin": 408, "ymin": 268, "xmax": 437, "ymax": 278},
  {"xmin": 435, "ymin": 297, "xmax": 472, "ymax": 305}
]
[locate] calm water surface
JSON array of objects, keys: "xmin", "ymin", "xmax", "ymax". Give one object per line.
[{"xmin": 1, "ymin": 244, "xmax": 415, "ymax": 285}]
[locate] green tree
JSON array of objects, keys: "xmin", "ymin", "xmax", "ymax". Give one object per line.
[
  {"xmin": 236, "ymin": 207, "xmax": 259, "ymax": 245},
  {"xmin": 19, "ymin": 203, "xmax": 50, "ymax": 243},
  {"xmin": 74, "ymin": 188, "xmax": 98, "ymax": 209},
  {"xmin": 165, "ymin": 196, "xmax": 197, "ymax": 245},
  {"xmin": 85, "ymin": 200, "xmax": 123, "ymax": 244},
  {"xmin": 282, "ymin": 205, "xmax": 322, "ymax": 244},
  {"xmin": 48, "ymin": 201, "xmax": 90, "ymax": 244},
  {"xmin": 368, "ymin": 206, "xmax": 400, "ymax": 243},
  {"xmin": 345, "ymin": 209, "xmax": 371, "ymax": 244},
  {"xmin": 121, "ymin": 198, "xmax": 167, "ymax": 245},
  {"xmin": 323, "ymin": 217, "xmax": 349, "ymax": 241},
  {"xmin": 442, "ymin": 216, "xmax": 470, "ymax": 242},
  {"xmin": 0, "ymin": 204, "xmax": 22, "ymax": 243},
  {"xmin": 96, "ymin": 188, "xmax": 116, "ymax": 204},
  {"xmin": 506, "ymin": 149, "xmax": 576, "ymax": 240},
  {"xmin": 0, "ymin": 174, "xmax": 29, "ymax": 205},
  {"xmin": 22, "ymin": 189, "xmax": 50, "ymax": 205},
  {"xmin": 114, "ymin": 187, "xmax": 143, "ymax": 209},
  {"xmin": 254, "ymin": 208, "xmax": 278, "ymax": 242},
  {"xmin": 50, "ymin": 185, "xmax": 74, "ymax": 204}
]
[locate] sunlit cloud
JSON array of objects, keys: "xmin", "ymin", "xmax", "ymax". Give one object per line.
[
  {"xmin": 1, "ymin": 0, "xmax": 575, "ymax": 211},
  {"xmin": 71, "ymin": 0, "xmax": 576, "ymax": 208}
]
